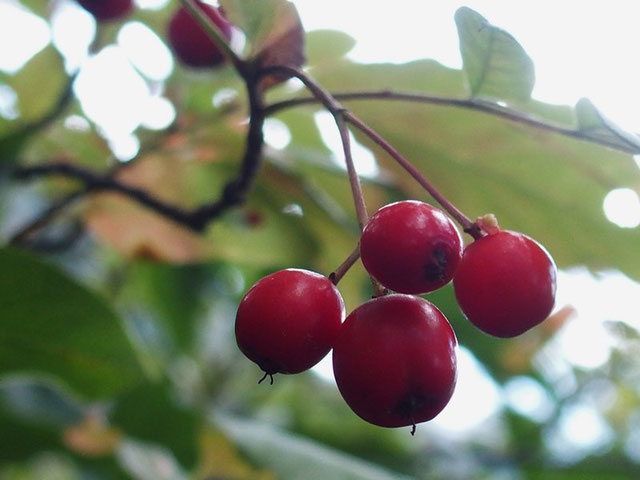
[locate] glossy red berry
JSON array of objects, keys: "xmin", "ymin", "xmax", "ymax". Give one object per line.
[
  {"xmin": 453, "ymin": 230, "xmax": 557, "ymax": 338},
  {"xmin": 167, "ymin": 1, "xmax": 232, "ymax": 68},
  {"xmin": 77, "ymin": 0, "xmax": 132, "ymax": 22},
  {"xmin": 332, "ymin": 294, "xmax": 457, "ymax": 432},
  {"xmin": 235, "ymin": 269, "xmax": 344, "ymax": 380},
  {"xmin": 360, "ymin": 200, "xmax": 463, "ymax": 294}
]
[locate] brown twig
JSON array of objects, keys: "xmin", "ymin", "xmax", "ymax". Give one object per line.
[
  {"xmin": 264, "ymin": 90, "xmax": 640, "ymax": 155},
  {"xmin": 12, "ymin": 85, "xmax": 265, "ymax": 235}
]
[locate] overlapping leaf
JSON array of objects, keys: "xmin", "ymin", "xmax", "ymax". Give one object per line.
[
  {"xmin": 0, "ymin": 248, "xmax": 144, "ymax": 399},
  {"xmin": 220, "ymin": 0, "xmax": 305, "ymax": 85},
  {"xmin": 575, "ymin": 97, "xmax": 640, "ymax": 154},
  {"xmin": 455, "ymin": 7, "xmax": 535, "ymax": 102}
]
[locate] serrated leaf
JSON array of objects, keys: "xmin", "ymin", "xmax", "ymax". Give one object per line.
[
  {"xmin": 220, "ymin": 0, "xmax": 305, "ymax": 84},
  {"xmin": 455, "ymin": 7, "xmax": 535, "ymax": 102},
  {"xmin": 575, "ymin": 97, "xmax": 640, "ymax": 154},
  {"xmin": 0, "ymin": 248, "xmax": 144, "ymax": 399}
]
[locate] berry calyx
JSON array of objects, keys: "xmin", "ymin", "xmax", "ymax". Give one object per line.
[
  {"xmin": 453, "ymin": 229, "xmax": 557, "ymax": 338},
  {"xmin": 332, "ymin": 294, "xmax": 457, "ymax": 432},
  {"xmin": 235, "ymin": 269, "xmax": 344, "ymax": 379},
  {"xmin": 167, "ymin": 1, "xmax": 232, "ymax": 68},
  {"xmin": 360, "ymin": 200, "xmax": 463, "ymax": 294},
  {"xmin": 77, "ymin": 0, "xmax": 132, "ymax": 22}
]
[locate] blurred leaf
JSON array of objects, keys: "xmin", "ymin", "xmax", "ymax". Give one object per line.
[
  {"xmin": 124, "ymin": 262, "xmax": 210, "ymax": 351},
  {"xmin": 0, "ymin": 247, "xmax": 144, "ymax": 398},
  {"xmin": 455, "ymin": 7, "xmax": 535, "ymax": 102},
  {"xmin": 575, "ymin": 98, "xmax": 640, "ymax": 154},
  {"xmin": 0, "ymin": 376, "xmax": 85, "ymax": 428},
  {"xmin": 306, "ymin": 30, "xmax": 356, "ymax": 66},
  {"xmin": 196, "ymin": 429, "xmax": 276, "ymax": 480},
  {"xmin": 221, "ymin": 0, "xmax": 304, "ymax": 61},
  {"xmin": 216, "ymin": 414, "xmax": 413, "ymax": 480},
  {"xmin": 0, "ymin": 409, "xmax": 62, "ymax": 462},
  {"xmin": 0, "ymin": 45, "xmax": 67, "ymax": 127},
  {"xmin": 63, "ymin": 414, "xmax": 123, "ymax": 457},
  {"xmin": 116, "ymin": 438, "xmax": 188, "ymax": 480},
  {"xmin": 84, "ymin": 193, "xmax": 212, "ymax": 262},
  {"xmin": 110, "ymin": 382, "xmax": 200, "ymax": 469},
  {"xmin": 0, "ymin": 128, "xmax": 30, "ymax": 164},
  {"xmin": 18, "ymin": 0, "xmax": 52, "ymax": 17}
]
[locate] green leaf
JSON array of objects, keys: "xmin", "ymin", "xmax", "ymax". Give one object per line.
[
  {"xmin": 455, "ymin": 7, "xmax": 535, "ymax": 102},
  {"xmin": 309, "ymin": 58, "xmax": 640, "ymax": 281},
  {"xmin": 216, "ymin": 414, "xmax": 413, "ymax": 480},
  {"xmin": 0, "ymin": 45, "xmax": 67, "ymax": 125},
  {"xmin": 0, "ymin": 409, "xmax": 62, "ymax": 462},
  {"xmin": 0, "ymin": 248, "xmax": 144, "ymax": 399},
  {"xmin": 220, "ymin": 0, "xmax": 305, "ymax": 73},
  {"xmin": 306, "ymin": 30, "xmax": 356, "ymax": 66},
  {"xmin": 0, "ymin": 376, "xmax": 85, "ymax": 428},
  {"xmin": 124, "ymin": 262, "xmax": 210, "ymax": 351},
  {"xmin": 575, "ymin": 98, "xmax": 640, "ymax": 154},
  {"xmin": 110, "ymin": 382, "xmax": 200, "ymax": 469}
]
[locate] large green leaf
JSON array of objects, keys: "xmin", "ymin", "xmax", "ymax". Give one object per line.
[
  {"xmin": 0, "ymin": 248, "xmax": 144, "ymax": 398},
  {"xmin": 307, "ymin": 58, "xmax": 640, "ymax": 280},
  {"xmin": 455, "ymin": 7, "xmax": 535, "ymax": 102}
]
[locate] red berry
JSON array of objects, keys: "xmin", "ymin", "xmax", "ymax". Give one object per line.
[
  {"xmin": 453, "ymin": 230, "xmax": 557, "ymax": 338},
  {"xmin": 360, "ymin": 201, "xmax": 463, "ymax": 294},
  {"xmin": 332, "ymin": 294, "xmax": 457, "ymax": 431},
  {"xmin": 77, "ymin": 0, "xmax": 132, "ymax": 21},
  {"xmin": 235, "ymin": 269, "xmax": 344, "ymax": 380},
  {"xmin": 167, "ymin": 1, "xmax": 232, "ymax": 68}
]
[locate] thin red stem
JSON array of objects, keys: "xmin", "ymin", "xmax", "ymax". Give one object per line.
[
  {"xmin": 329, "ymin": 245, "xmax": 360, "ymax": 285},
  {"xmin": 259, "ymin": 65, "xmax": 370, "ymax": 231},
  {"xmin": 344, "ymin": 112, "xmax": 482, "ymax": 239}
]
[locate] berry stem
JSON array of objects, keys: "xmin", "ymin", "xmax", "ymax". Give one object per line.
[
  {"xmin": 259, "ymin": 65, "xmax": 369, "ymax": 230},
  {"xmin": 344, "ymin": 113, "xmax": 483, "ymax": 240},
  {"xmin": 178, "ymin": 0, "xmax": 245, "ymax": 74},
  {"xmin": 329, "ymin": 245, "xmax": 361, "ymax": 285},
  {"xmin": 259, "ymin": 65, "xmax": 481, "ymax": 239}
]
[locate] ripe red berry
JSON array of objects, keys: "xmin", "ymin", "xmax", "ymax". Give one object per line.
[
  {"xmin": 332, "ymin": 294, "xmax": 457, "ymax": 432},
  {"xmin": 77, "ymin": 0, "xmax": 132, "ymax": 22},
  {"xmin": 235, "ymin": 269, "xmax": 344, "ymax": 382},
  {"xmin": 453, "ymin": 230, "xmax": 557, "ymax": 338},
  {"xmin": 360, "ymin": 201, "xmax": 463, "ymax": 294},
  {"xmin": 167, "ymin": 1, "xmax": 232, "ymax": 68}
]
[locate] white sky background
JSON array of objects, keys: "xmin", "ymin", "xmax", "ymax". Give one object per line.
[{"xmin": 1, "ymin": 0, "xmax": 640, "ymax": 455}]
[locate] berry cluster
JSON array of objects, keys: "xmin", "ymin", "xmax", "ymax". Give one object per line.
[{"xmin": 235, "ymin": 200, "xmax": 557, "ymax": 433}]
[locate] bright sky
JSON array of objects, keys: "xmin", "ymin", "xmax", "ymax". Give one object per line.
[{"xmin": 1, "ymin": 0, "xmax": 639, "ymax": 454}]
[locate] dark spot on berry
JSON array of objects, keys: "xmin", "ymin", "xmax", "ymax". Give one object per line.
[
  {"xmin": 394, "ymin": 390, "xmax": 427, "ymax": 418},
  {"xmin": 424, "ymin": 244, "xmax": 449, "ymax": 283}
]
